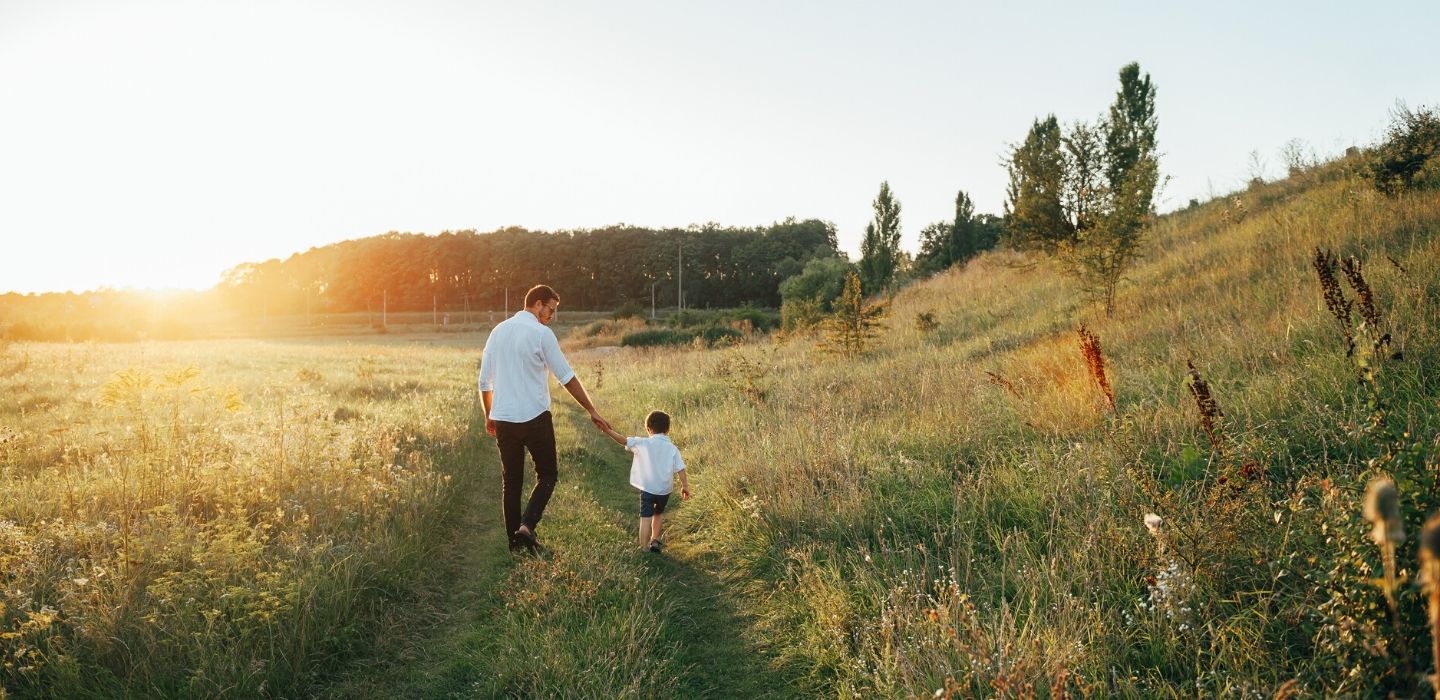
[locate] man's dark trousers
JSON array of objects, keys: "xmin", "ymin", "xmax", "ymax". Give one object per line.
[{"xmin": 495, "ymin": 411, "xmax": 558, "ymax": 544}]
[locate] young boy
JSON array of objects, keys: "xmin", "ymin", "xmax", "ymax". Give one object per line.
[{"xmin": 601, "ymin": 410, "xmax": 690, "ymax": 552}]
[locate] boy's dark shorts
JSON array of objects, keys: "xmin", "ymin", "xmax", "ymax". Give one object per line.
[{"xmin": 638, "ymin": 490, "xmax": 671, "ymax": 517}]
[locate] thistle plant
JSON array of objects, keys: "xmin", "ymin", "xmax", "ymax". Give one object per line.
[
  {"xmin": 1362, "ymin": 476, "xmax": 1415, "ymax": 682},
  {"xmin": 1364, "ymin": 477, "xmax": 1405, "ymax": 605},
  {"xmin": 1421, "ymin": 514, "xmax": 1440, "ymax": 689}
]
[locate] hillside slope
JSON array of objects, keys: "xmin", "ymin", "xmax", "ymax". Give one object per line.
[{"xmin": 587, "ymin": 157, "xmax": 1440, "ymax": 696}]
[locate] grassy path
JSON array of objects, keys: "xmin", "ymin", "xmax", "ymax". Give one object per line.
[{"xmin": 320, "ymin": 406, "xmax": 799, "ymax": 698}]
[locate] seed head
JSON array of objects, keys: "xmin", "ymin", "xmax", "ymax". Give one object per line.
[
  {"xmin": 1421, "ymin": 514, "xmax": 1440, "ymax": 568},
  {"xmin": 1144, "ymin": 513, "xmax": 1163, "ymax": 536},
  {"xmin": 1363, "ymin": 477, "xmax": 1404, "ymax": 546}
]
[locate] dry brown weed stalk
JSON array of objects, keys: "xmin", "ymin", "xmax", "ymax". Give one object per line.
[
  {"xmin": 1312, "ymin": 248, "xmax": 1356, "ymax": 356},
  {"xmin": 1339, "ymin": 255, "xmax": 1380, "ymax": 328},
  {"xmin": 1076, "ymin": 324, "xmax": 1115, "ymax": 412},
  {"xmin": 1185, "ymin": 360, "xmax": 1224, "ymax": 449}
]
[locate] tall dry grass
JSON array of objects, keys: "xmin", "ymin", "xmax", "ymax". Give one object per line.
[
  {"xmin": 584, "ymin": 158, "xmax": 1440, "ymax": 695},
  {"xmin": 0, "ymin": 340, "xmax": 476, "ymax": 696}
]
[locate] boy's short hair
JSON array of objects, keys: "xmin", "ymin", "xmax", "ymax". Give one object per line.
[
  {"xmin": 645, "ymin": 410, "xmax": 670, "ymax": 434},
  {"xmin": 524, "ymin": 285, "xmax": 559, "ymax": 308}
]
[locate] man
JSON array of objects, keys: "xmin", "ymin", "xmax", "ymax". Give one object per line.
[{"xmin": 479, "ymin": 284, "xmax": 609, "ymax": 552}]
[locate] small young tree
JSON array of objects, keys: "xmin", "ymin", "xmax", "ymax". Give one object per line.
[{"xmin": 820, "ymin": 270, "xmax": 887, "ymax": 358}]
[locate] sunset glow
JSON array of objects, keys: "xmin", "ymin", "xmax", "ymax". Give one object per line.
[{"xmin": 2, "ymin": 1, "xmax": 1435, "ymax": 293}]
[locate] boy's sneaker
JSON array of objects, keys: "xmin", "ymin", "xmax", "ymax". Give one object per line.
[{"xmin": 648, "ymin": 539, "xmax": 664, "ymax": 553}]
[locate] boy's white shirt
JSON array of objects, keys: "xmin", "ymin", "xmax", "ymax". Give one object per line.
[{"xmin": 625, "ymin": 434, "xmax": 685, "ymax": 495}]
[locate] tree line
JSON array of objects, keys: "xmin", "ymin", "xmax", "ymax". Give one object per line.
[
  {"xmin": 222, "ymin": 61, "xmax": 1161, "ymax": 324},
  {"xmin": 216, "ymin": 219, "xmax": 840, "ymax": 316}
]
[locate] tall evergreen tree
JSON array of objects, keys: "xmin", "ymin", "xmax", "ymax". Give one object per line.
[
  {"xmin": 1005, "ymin": 116, "xmax": 1072, "ymax": 252},
  {"xmin": 950, "ymin": 189, "xmax": 977, "ymax": 264},
  {"xmin": 1105, "ymin": 62, "xmax": 1159, "ymax": 207},
  {"xmin": 859, "ymin": 181, "xmax": 902, "ymax": 293}
]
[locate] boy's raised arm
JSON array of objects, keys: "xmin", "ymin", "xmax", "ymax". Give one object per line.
[{"xmin": 601, "ymin": 425, "xmax": 627, "ymax": 447}]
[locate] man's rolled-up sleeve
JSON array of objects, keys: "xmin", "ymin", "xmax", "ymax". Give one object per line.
[
  {"xmin": 478, "ymin": 346, "xmax": 495, "ymax": 392},
  {"xmin": 543, "ymin": 331, "xmax": 575, "ymax": 385}
]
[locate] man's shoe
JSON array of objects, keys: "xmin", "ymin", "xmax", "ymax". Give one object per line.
[
  {"xmin": 648, "ymin": 539, "xmax": 663, "ymax": 553},
  {"xmin": 514, "ymin": 527, "xmax": 540, "ymax": 553}
]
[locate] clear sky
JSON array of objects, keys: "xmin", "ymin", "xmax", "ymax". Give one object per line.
[{"xmin": 1, "ymin": 0, "xmax": 1435, "ymax": 293}]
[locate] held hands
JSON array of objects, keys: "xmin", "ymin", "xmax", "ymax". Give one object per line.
[{"xmin": 589, "ymin": 411, "xmax": 611, "ymax": 433}]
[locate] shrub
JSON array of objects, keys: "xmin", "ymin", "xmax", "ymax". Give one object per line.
[
  {"xmin": 612, "ymin": 303, "xmax": 646, "ymax": 320},
  {"xmin": 1368, "ymin": 104, "xmax": 1440, "ymax": 196},
  {"xmin": 699, "ymin": 326, "xmax": 744, "ymax": 346},
  {"xmin": 621, "ymin": 329, "xmax": 695, "ymax": 348},
  {"xmin": 661, "ymin": 308, "xmax": 778, "ymax": 333}
]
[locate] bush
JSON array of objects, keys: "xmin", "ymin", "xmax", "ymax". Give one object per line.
[
  {"xmin": 619, "ymin": 325, "xmax": 745, "ymax": 348},
  {"xmin": 661, "ymin": 308, "xmax": 779, "ymax": 333},
  {"xmin": 699, "ymin": 326, "xmax": 744, "ymax": 346},
  {"xmin": 1368, "ymin": 104, "xmax": 1440, "ymax": 196},
  {"xmin": 621, "ymin": 329, "xmax": 696, "ymax": 348},
  {"xmin": 779, "ymin": 256, "xmax": 851, "ymax": 312},
  {"xmin": 612, "ymin": 303, "xmax": 646, "ymax": 320}
]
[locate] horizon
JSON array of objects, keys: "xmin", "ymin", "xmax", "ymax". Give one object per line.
[{"xmin": 3, "ymin": 1, "xmax": 1435, "ymax": 294}]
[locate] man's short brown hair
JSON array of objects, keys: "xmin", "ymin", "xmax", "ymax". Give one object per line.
[{"xmin": 524, "ymin": 285, "xmax": 559, "ymax": 308}]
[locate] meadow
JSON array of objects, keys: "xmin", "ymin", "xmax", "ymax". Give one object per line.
[
  {"xmin": 448, "ymin": 156, "xmax": 1440, "ymax": 697},
  {"xmin": 2, "ymin": 154, "xmax": 1439, "ymax": 698}
]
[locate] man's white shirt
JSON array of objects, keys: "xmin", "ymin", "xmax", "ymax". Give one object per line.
[
  {"xmin": 626, "ymin": 434, "xmax": 686, "ymax": 495},
  {"xmin": 478, "ymin": 310, "xmax": 575, "ymax": 422}
]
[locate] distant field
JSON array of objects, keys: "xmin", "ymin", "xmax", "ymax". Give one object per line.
[
  {"xmin": 0, "ymin": 336, "xmax": 484, "ymax": 696},
  {"xmin": 195, "ymin": 309, "xmax": 616, "ymax": 340}
]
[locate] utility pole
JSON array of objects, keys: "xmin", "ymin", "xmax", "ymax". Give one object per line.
[
  {"xmin": 677, "ymin": 240, "xmax": 683, "ymax": 310},
  {"xmin": 504, "ymin": 287, "xmax": 509, "ymax": 317}
]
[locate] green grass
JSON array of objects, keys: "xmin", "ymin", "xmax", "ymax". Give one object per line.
[{"xmin": 3, "ymin": 155, "xmax": 1439, "ymax": 697}]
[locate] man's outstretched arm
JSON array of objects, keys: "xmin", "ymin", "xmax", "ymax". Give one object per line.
[{"xmin": 562, "ymin": 376, "xmax": 611, "ymax": 432}]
